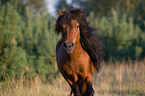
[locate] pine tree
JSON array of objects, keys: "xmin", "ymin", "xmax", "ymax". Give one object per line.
[
  {"xmin": 0, "ymin": 3, "xmax": 28, "ymax": 80},
  {"xmin": 16, "ymin": 6, "xmax": 60, "ymax": 80}
]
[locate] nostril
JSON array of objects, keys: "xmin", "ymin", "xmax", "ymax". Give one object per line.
[
  {"xmin": 63, "ymin": 43, "xmax": 67, "ymax": 48},
  {"xmin": 71, "ymin": 43, "xmax": 74, "ymax": 47}
]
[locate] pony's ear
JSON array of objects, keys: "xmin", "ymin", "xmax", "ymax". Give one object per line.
[{"xmin": 57, "ymin": 10, "xmax": 63, "ymax": 16}]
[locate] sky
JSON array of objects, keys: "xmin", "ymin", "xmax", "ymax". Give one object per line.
[
  {"xmin": 45, "ymin": 0, "xmax": 58, "ymax": 16},
  {"xmin": 45, "ymin": 0, "xmax": 72, "ymax": 17}
]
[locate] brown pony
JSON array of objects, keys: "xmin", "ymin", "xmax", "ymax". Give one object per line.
[{"xmin": 55, "ymin": 7, "xmax": 104, "ymax": 96}]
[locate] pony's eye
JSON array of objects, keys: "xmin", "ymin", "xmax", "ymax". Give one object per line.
[{"xmin": 76, "ymin": 25, "xmax": 79, "ymax": 29}]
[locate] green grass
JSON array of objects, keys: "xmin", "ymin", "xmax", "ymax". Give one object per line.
[{"xmin": 0, "ymin": 60, "xmax": 145, "ymax": 96}]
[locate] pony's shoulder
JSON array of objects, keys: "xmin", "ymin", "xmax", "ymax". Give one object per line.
[{"xmin": 56, "ymin": 39, "xmax": 63, "ymax": 54}]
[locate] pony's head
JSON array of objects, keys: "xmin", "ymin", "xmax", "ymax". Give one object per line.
[
  {"xmin": 55, "ymin": 8, "xmax": 82, "ymax": 53},
  {"xmin": 62, "ymin": 19, "xmax": 80, "ymax": 53}
]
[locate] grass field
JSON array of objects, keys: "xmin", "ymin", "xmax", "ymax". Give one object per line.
[{"xmin": 0, "ymin": 60, "xmax": 145, "ymax": 96}]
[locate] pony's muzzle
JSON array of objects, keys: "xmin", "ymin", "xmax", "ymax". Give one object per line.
[{"xmin": 63, "ymin": 42, "xmax": 75, "ymax": 53}]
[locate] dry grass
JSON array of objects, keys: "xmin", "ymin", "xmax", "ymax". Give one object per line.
[
  {"xmin": 0, "ymin": 60, "xmax": 145, "ymax": 96},
  {"xmin": 94, "ymin": 60, "xmax": 145, "ymax": 96}
]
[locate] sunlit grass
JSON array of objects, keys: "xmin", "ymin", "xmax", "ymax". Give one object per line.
[
  {"xmin": 0, "ymin": 60, "xmax": 145, "ymax": 96},
  {"xmin": 94, "ymin": 60, "xmax": 145, "ymax": 96}
]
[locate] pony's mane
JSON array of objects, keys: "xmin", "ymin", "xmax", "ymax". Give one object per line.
[{"xmin": 55, "ymin": 7, "xmax": 104, "ymax": 72}]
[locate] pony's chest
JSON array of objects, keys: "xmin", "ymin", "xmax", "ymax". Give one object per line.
[
  {"xmin": 59, "ymin": 56, "xmax": 82, "ymax": 72},
  {"xmin": 60, "ymin": 60, "xmax": 82, "ymax": 75},
  {"xmin": 57, "ymin": 44, "xmax": 91, "ymax": 74},
  {"xmin": 60, "ymin": 55, "xmax": 90, "ymax": 74}
]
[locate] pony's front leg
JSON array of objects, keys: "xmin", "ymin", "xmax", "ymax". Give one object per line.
[
  {"xmin": 85, "ymin": 74, "xmax": 94, "ymax": 96},
  {"xmin": 70, "ymin": 82, "xmax": 81, "ymax": 96},
  {"xmin": 64, "ymin": 73, "xmax": 81, "ymax": 96}
]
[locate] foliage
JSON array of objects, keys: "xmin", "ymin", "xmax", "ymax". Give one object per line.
[
  {"xmin": 0, "ymin": 3, "xmax": 27, "ymax": 80},
  {"xmin": 72, "ymin": 0, "xmax": 145, "ymax": 16},
  {"xmin": 18, "ymin": 6, "xmax": 60, "ymax": 78},
  {"xmin": 1, "ymin": 0, "xmax": 47, "ymax": 12},
  {"xmin": 0, "ymin": 2, "xmax": 59, "ymax": 81},
  {"xmin": 87, "ymin": 9, "xmax": 145, "ymax": 60}
]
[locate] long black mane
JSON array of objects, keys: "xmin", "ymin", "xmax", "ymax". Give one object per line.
[{"xmin": 55, "ymin": 8, "xmax": 104, "ymax": 72}]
